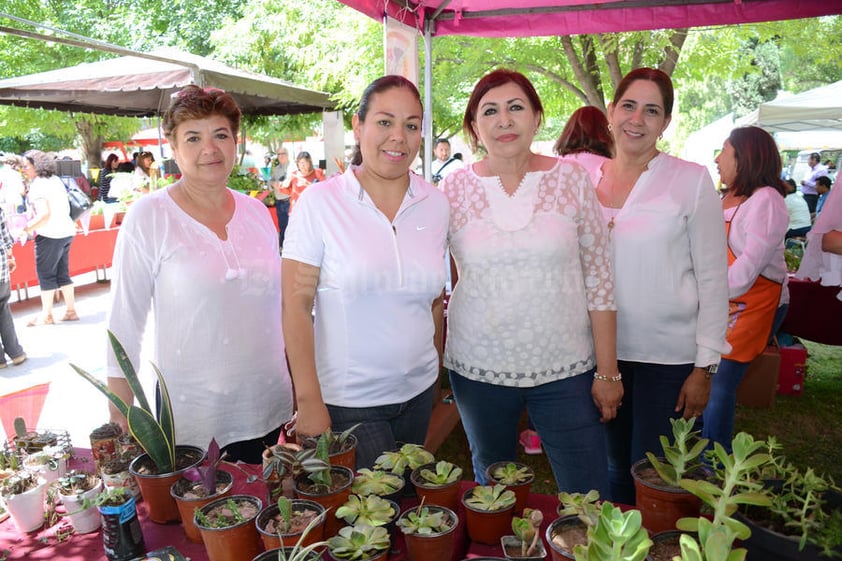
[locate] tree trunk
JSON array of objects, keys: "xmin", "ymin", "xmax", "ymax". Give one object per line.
[{"xmin": 75, "ymin": 117, "xmax": 103, "ymax": 169}]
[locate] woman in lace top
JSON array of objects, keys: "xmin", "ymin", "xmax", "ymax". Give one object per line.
[{"xmin": 440, "ymin": 69, "xmax": 620, "ymax": 495}]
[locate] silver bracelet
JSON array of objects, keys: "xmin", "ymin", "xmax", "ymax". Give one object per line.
[{"xmin": 593, "ymin": 372, "xmax": 622, "ymax": 382}]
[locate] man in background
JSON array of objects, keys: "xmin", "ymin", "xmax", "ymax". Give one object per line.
[
  {"xmin": 801, "ymin": 152, "xmax": 828, "ymax": 214},
  {"xmin": 271, "ymin": 147, "xmax": 291, "ymax": 250},
  {"xmin": 431, "ymin": 138, "xmax": 463, "ymax": 185}
]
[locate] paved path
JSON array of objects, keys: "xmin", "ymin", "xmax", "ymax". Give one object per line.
[{"xmin": 1, "ymin": 273, "xmax": 116, "ymax": 448}]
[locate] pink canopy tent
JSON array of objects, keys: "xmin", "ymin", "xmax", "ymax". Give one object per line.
[
  {"xmin": 339, "ymin": 0, "xmax": 842, "ymax": 177},
  {"xmin": 340, "ymin": 0, "xmax": 842, "ymax": 37}
]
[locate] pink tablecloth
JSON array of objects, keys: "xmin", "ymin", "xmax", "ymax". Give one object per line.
[{"xmin": 0, "ymin": 450, "xmax": 561, "ymax": 560}]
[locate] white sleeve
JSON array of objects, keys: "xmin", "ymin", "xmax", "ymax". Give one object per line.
[
  {"xmin": 106, "ymin": 202, "xmax": 156, "ymax": 378},
  {"xmin": 728, "ymin": 189, "xmax": 788, "ymax": 299},
  {"xmin": 282, "ymin": 186, "xmax": 325, "ymax": 268},
  {"xmin": 687, "ymin": 170, "xmax": 730, "ymax": 366}
]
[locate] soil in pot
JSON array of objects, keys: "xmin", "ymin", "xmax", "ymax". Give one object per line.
[
  {"xmin": 736, "ymin": 509, "xmax": 840, "ymax": 561},
  {"xmin": 129, "ymin": 445, "xmax": 204, "ymax": 524},
  {"xmin": 294, "ymin": 465, "xmax": 354, "ymax": 538},
  {"xmin": 256, "ymin": 498, "xmax": 326, "ymax": 549},
  {"xmin": 632, "ymin": 458, "xmax": 702, "ymax": 534},
  {"xmin": 170, "ymin": 470, "xmax": 234, "ymax": 543},
  {"xmin": 546, "ymin": 515, "xmax": 587, "ymax": 561},
  {"xmin": 195, "ymin": 494, "xmax": 263, "ymax": 561},
  {"xmin": 252, "ymin": 547, "xmax": 323, "ymax": 561},
  {"xmin": 647, "ymin": 530, "xmax": 687, "ymax": 561}
]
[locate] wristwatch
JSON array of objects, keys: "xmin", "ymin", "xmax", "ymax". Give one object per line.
[{"xmin": 702, "ymin": 364, "xmax": 719, "ymax": 379}]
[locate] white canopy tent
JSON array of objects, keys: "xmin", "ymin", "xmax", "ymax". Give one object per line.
[{"xmin": 738, "ymin": 80, "xmax": 842, "ymax": 133}]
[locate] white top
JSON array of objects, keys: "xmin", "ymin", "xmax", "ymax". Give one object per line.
[
  {"xmin": 106, "ymin": 187, "xmax": 293, "ymax": 449},
  {"xmin": 283, "ymin": 167, "xmax": 449, "ymax": 407},
  {"xmin": 560, "ymin": 152, "xmax": 608, "ymax": 190},
  {"xmin": 0, "ymin": 165, "xmax": 25, "ymax": 217},
  {"xmin": 724, "ymin": 187, "xmax": 789, "ymax": 304},
  {"xmin": 797, "ymin": 184, "xmax": 842, "ymax": 288},
  {"xmin": 442, "ymin": 159, "xmax": 615, "ymax": 387},
  {"xmin": 785, "ymin": 191, "xmax": 812, "ymax": 230},
  {"xmin": 432, "ymin": 158, "xmax": 464, "ymax": 182},
  {"xmin": 604, "ymin": 152, "xmax": 729, "ymax": 367},
  {"xmin": 801, "ymin": 163, "xmax": 828, "ymax": 195},
  {"xmin": 27, "ymin": 175, "xmax": 77, "ymax": 239}
]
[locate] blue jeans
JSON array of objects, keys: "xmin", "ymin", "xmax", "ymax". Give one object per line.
[
  {"xmin": 604, "ymin": 361, "xmax": 694, "ymax": 504},
  {"xmin": 450, "ymin": 370, "xmax": 608, "ymax": 496},
  {"xmin": 701, "ymin": 358, "xmax": 750, "ymax": 453},
  {"xmin": 0, "ymin": 281, "xmax": 23, "ymax": 363},
  {"xmin": 327, "ymin": 383, "xmax": 436, "ymax": 470},
  {"xmin": 275, "ymin": 199, "xmax": 290, "ymax": 248}
]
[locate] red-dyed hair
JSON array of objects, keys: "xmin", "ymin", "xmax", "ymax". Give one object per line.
[
  {"xmin": 553, "ymin": 106, "xmax": 614, "ymax": 158},
  {"xmin": 726, "ymin": 126, "xmax": 786, "ymax": 198}
]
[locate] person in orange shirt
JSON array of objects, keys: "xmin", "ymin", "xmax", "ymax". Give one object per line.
[{"xmin": 286, "ymin": 151, "xmax": 325, "ymax": 214}]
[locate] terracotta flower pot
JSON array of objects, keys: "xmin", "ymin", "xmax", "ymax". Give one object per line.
[
  {"xmin": 631, "ymin": 457, "xmax": 701, "ymax": 534},
  {"xmin": 410, "ymin": 463, "xmax": 462, "ymax": 512},
  {"xmin": 255, "ymin": 498, "xmax": 326, "ymax": 550},
  {"xmin": 486, "ymin": 461, "xmax": 535, "ymax": 516},
  {"xmin": 461, "ymin": 487, "xmax": 516, "ymax": 545},
  {"xmin": 545, "ymin": 515, "xmax": 586, "ymax": 561},
  {"xmin": 398, "ymin": 504, "xmax": 460, "ymax": 561},
  {"xmin": 129, "ymin": 445, "xmax": 205, "ymax": 524},
  {"xmin": 294, "ymin": 465, "xmax": 354, "ymax": 538},
  {"xmin": 170, "ymin": 470, "xmax": 234, "ymax": 543},
  {"xmin": 195, "ymin": 494, "xmax": 263, "ymax": 561},
  {"xmin": 252, "ymin": 547, "xmax": 323, "ymax": 561}
]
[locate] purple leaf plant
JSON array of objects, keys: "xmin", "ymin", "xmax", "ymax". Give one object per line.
[{"xmin": 184, "ymin": 438, "xmax": 228, "ymax": 494}]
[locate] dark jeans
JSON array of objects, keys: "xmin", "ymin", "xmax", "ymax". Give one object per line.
[
  {"xmin": 0, "ymin": 281, "xmax": 23, "ymax": 363},
  {"xmin": 450, "ymin": 369, "xmax": 609, "ymax": 496},
  {"xmin": 701, "ymin": 358, "xmax": 750, "ymax": 453},
  {"xmin": 221, "ymin": 426, "xmax": 283, "ymax": 464},
  {"xmin": 604, "ymin": 361, "xmax": 694, "ymax": 504},
  {"xmin": 326, "ymin": 383, "xmax": 436, "ymax": 470},
  {"xmin": 786, "ymin": 226, "xmax": 811, "ymax": 239},
  {"xmin": 275, "ymin": 199, "xmax": 290, "ymax": 248}
]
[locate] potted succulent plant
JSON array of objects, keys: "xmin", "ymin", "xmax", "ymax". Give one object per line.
[
  {"xmin": 95, "ymin": 486, "xmax": 146, "ymax": 561},
  {"xmin": 674, "ymin": 431, "xmax": 774, "ymax": 561},
  {"xmin": 632, "ymin": 416, "xmax": 708, "ymax": 533},
  {"xmin": 11, "ymin": 417, "xmax": 59, "ymax": 453},
  {"xmin": 263, "ymin": 441, "xmax": 304, "ymax": 502},
  {"xmin": 486, "ymin": 460, "xmax": 536, "ymax": 515},
  {"xmin": 546, "ymin": 490, "xmax": 603, "ymax": 560},
  {"xmin": 396, "ymin": 503, "xmax": 460, "ymax": 561},
  {"xmin": 573, "ymin": 501, "xmax": 653, "ymax": 561},
  {"xmin": 718, "ymin": 436, "xmax": 841, "ymax": 560},
  {"xmin": 326, "ymin": 523, "xmax": 391, "ymax": 561},
  {"xmin": 22, "ymin": 445, "xmax": 68, "ymax": 484},
  {"xmin": 462, "ymin": 483, "xmax": 518, "ymax": 545},
  {"xmin": 351, "ymin": 468, "xmax": 406, "ymax": 503},
  {"xmin": 502, "ymin": 508, "xmax": 547, "ymax": 560},
  {"xmin": 374, "ymin": 443, "xmax": 435, "ymax": 494},
  {"xmin": 299, "ymin": 424, "xmax": 360, "ymax": 470},
  {"xmin": 256, "ymin": 495, "xmax": 327, "ymax": 550},
  {"xmin": 410, "ymin": 460, "xmax": 463, "ymax": 512},
  {"xmin": 194, "ymin": 495, "xmax": 264, "ymax": 561},
  {"xmin": 71, "ymin": 331, "xmax": 204, "ymax": 523},
  {"xmin": 0, "ymin": 470, "xmax": 46, "ymax": 532},
  {"xmin": 170, "ymin": 437, "xmax": 235, "ymax": 543},
  {"xmin": 56, "ymin": 469, "xmax": 102, "ymax": 534},
  {"xmin": 336, "ymin": 494, "xmax": 398, "ymax": 528}
]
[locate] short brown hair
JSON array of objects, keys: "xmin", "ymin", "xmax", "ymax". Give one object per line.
[
  {"xmin": 553, "ymin": 106, "xmax": 614, "ymax": 158},
  {"xmin": 162, "ymin": 85, "xmax": 241, "ymax": 142},
  {"xmin": 462, "ymin": 69, "xmax": 544, "ymax": 153}
]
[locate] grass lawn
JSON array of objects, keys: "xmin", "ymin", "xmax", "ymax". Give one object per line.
[{"xmin": 436, "ymin": 339, "xmax": 842, "ymax": 496}]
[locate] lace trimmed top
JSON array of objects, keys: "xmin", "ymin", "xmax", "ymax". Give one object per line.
[{"xmin": 442, "ymin": 159, "xmax": 615, "ymax": 387}]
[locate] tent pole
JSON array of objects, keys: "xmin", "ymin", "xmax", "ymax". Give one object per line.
[{"xmin": 423, "ymin": 17, "xmax": 433, "ymax": 183}]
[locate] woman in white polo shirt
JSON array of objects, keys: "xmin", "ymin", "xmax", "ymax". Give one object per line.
[{"xmin": 282, "ymin": 76, "xmax": 450, "ymax": 469}]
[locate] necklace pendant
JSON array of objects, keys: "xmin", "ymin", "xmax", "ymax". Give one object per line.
[{"xmin": 608, "ymin": 216, "xmax": 615, "ymax": 230}]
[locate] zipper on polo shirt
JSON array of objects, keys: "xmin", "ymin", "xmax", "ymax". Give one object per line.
[{"xmin": 391, "ymin": 224, "xmax": 404, "ymax": 287}]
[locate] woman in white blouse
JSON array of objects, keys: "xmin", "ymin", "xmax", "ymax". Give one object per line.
[
  {"xmin": 441, "ymin": 69, "xmax": 620, "ymax": 495},
  {"xmin": 598, "ymin": 68, "xmax": 729, "ymax": 504},
  {"xmin": 703, "ymin": 126, "xmax": 788, "ymax": 449}
]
